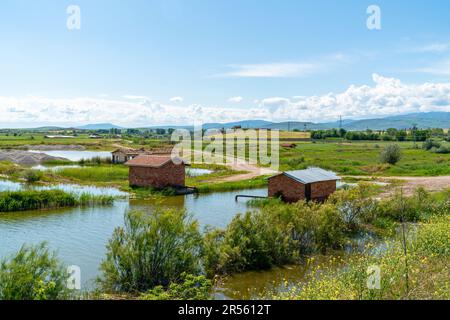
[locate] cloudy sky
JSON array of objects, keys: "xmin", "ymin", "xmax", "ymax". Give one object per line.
[{"xmin": 1, "ymin": 0, "xmax": 450, "ymax": 127}]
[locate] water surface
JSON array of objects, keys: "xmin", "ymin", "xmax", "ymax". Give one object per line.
[
  {"xmin": 0, "ymin": 181, "xmax": 266, "ymax": 290},
  {"xmin": 28, "ymin": 150, "xmax": 112, "ymax": 162}
]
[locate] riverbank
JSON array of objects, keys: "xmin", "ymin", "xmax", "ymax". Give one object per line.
[{"xmin": 0, "ymin": 189, "xmax": 115, "ymax": 213}]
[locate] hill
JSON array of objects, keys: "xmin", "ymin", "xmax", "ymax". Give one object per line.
[{"xmin": 76, "ymin": 123, "xmax": 123, "ymax": 130}]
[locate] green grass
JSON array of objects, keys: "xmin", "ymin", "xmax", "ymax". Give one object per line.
[
  {"xmin": 194, "ymin": 176, "xmax": 268, "ymax": 193},
  {"xmin": 279, "ymin": 141, "xmax": 450, "ymax": 176},
  {"xmin": 0, "ymin": 133, "xmax": 119, "ymax": 150},
  {"xmin": 55, "ymin": 165, "xmax": 129, "ymax": 184},
  {"xmin": 0, "ymin": 190, "xmax": 115, "ymax": 213}
]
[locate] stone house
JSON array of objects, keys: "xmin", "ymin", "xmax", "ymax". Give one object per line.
[
  {"xmin": 268, "ymin": 168, "xmax": 340, "ymax": 203},
  {"xmin": 125, "ymin": 155, "xmax": 186, "ymax": 189},
  {"xmin": 111, "ymin": 148, "xmax": 145, "ymax": 164}
]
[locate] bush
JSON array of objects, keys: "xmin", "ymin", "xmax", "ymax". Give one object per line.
[
  {"xmin": 435, "ymin": 146, "xmax": 450, "ymax": 154},
  {"xmin": 422, "ymin": 139, "xmax": 441, "ymax": 151},
  {"xmin": 204, "ymin": 200, "xmax": 347, "ymax": 277},
  {"xmin": 22, "ymin": 169, "xmax": 43, "ymax": 183},
  {"xmin": 139, "ymin": 273, "xmax": 212, "ymax": 300},
  {"xmin": 380, "ymin": 144, "xmax": 402, "ymax": 165},
  {"xmin": 0, "ymin": 243, "xmax": 69, "ymax": 300},
  {"xmin": 98, "ymin": 209, "xmax": 203, "ymax": 293},
  {"xmin": 328, "ymin": 184, "xmax": 378, "ymax": 229}
]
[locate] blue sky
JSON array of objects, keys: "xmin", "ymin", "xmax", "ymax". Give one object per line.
[{"xmin": 1, "ymin": 0, "xmax": 450, "ymax": 127}]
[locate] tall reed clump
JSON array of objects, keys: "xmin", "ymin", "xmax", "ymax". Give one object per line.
[{"xmin": 0, "ymin": 190, "xmax": 115, "ymax": 212}]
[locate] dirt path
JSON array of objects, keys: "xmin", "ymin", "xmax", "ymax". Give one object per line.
[
  {"xmin": 347, "ymin": 175, "xmax": 450, "ymax": 197},
  {"xmin": 190, "ymin": 150, "xmax": 278, "ymax": 182}
]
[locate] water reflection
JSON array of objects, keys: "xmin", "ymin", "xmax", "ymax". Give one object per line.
[
  {"xmin": 28, "ymin": 150, "xmax": 112, "ymax": 162},
  {"xmin": 0, "ymin": 182, "xmax": 266, "ymax": 289}
]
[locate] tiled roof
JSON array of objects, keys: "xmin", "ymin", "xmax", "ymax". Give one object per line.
[
  {"xmin": 281, "ymin": 167, "xmax": 340, "ymax": 184},
  {"xmin": 112, "ymin": 147, "xmax": 143, "ymax": 154},
  {"xmin": 125, "ymin": 155, "xmax": 184, "ymax": 168}
]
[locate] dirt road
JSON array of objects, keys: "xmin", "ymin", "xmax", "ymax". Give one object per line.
[
  {"xmin": 348, "ymin": 175, "xmax": 450, "ymax": 197},
  {"xmin": 190, "ymin": 150, "xmax": 279, "ymax": 182}
]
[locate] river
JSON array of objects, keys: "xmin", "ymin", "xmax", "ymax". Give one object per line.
[{"xmin": 0, "ymin": 179, "xmax": 266, "ymax": 291}]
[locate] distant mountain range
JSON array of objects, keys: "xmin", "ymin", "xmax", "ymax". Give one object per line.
[
  {"xmin": 18, "ymin": 112, "xmax": 450, "ymax": 131},
  {"xmin": 75, "ymin": 123, "xmax": 123, "ymax": 130},
  {"xmin": 200, "ymin": 112, "xmax": 450, "ymax": 131}
]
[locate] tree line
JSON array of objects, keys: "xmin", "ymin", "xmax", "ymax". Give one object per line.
[{"xmin": 311, "ymin": 127, "xmax": 449, "ymax": 142}]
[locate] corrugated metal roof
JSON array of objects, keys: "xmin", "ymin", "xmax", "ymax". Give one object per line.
[{"xmin": 283, "ymin": 167, "xmax": 340, "ymax": 184}]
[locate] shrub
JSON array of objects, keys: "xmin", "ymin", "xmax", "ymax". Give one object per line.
[
  {"xmin": 422, "ymin": 139, "xmax": 441, "ymax": 151},
  {"xmin": 434, "ymin": 146, "xmax": 450, "ymax": 154},
  {"xmin": 329, "ymin": 184, "xmax": 378, "ymax": 229},
  {"xmin": 0, "ymin": 243, "xmax": 69, "ymax": 300},
  {"xmin": 98, "ymin": 209, "xmax": 203, "ymax": 293},
  {"xmin": 204, "ymin": 200, "xmax": 347, "ymax": 277},
  {"xmin": 380, "ymin": 144, "xmax": 402, "ymax": 165},
  {"xmin": 22, "ymin": 169, "xmax": 43, "ymax": 183},
  {"xmin": 203, "ymin": 211, "xmax": 298, "ymax": 276},
  {"xmin": 139, "ymin": 273, "xmax": 212, "ymax": 300}
]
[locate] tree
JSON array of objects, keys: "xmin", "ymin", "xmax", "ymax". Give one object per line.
[
  {"xmin": 98, "ymin": 209, "xmax": 203, "ymax": 293},
  {"xmin": 0, "ymin": 243, "xmax": 69, "ymax": 300},
  {"xmin": 380, "ymin": 144, "xmax": 402, "ymax": 165}
]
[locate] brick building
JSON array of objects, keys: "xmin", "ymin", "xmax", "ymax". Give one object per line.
[
  {"xmin": 112, "ymin": 148, "xmax": 145, "ymax": 164},
  {"xmin": 268, "ymin": 168, "xmax": 340, "ymax": 203},
  {"xmin": 125, "ymin": 155, "xmax": 186, "ymax": 188}
]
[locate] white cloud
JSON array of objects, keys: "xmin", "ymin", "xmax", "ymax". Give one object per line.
[
  {"xmin": 218, "ymin": 63, "xmax": 319, "ymax": 78},
  {"xmin": 228, "ymin": 96, "xmax": 243, "ymax": 103},
  {"xmin": 214, "ymin": 54, "xmax": 349, "ymax": 78},
  {"xmin": 122, "ymin": 95, "xmax": 150, "ymax": 101},
  {"xmin": 258, "ymin": 74, "xmax": 450, "ymax": 121},
  {"xmin": 413, "ymin": 42, "xmax": 450, "ymax": 53},
  {"xmin": 1, "ymin": 75, "xmax": 449, "ymax": 127},
  {"xmin": 416, "ymin": 58, "xmax": 450, "ymax": 76},
  {"xmin": 170, "ymin": 96, "xmax": 184, "ymax": 103}
]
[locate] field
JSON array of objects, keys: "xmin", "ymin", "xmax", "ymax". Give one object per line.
[
  {"xmin": 0, "ymin": 133, "xmax": 119, "ymax": 150},
  {"xmin": 279, "ymin": 140, "xmax": 450, "ymax": 176}
]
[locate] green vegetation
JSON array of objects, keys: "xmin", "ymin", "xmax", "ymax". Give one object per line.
[
  {"xmin": 203, "ymin": 186, "xmax": 449, "ymax": 277},
  {"xmin": 55, "ymin": 165, "xmax": 128, "ymax": 186},
  {"xmin": 22, "ymin": 169, "xmax": 44, "ymax": 183},
  {"xmin": 423, "ymin": 139, "xmax": 450, "ymax": 154},
  {"xmin": 267, "ymin": 215, "xmax": 450, "ymax": 300},
  {"xmin": 139, "ymin": 273, "xmax": 212, "ymax": 300},
  {"xmin": 0, "ymin": 243, "xmax": 69, "ymax": 300},
  {"xmin": 0, "ymin": 190, "xmax": 114, "ymax": 212},
  {"xmin": 98, "ymin": 209, "xmax": 203, "ymax": 293},
  {"xmin": 311, "ymin": 127, "xmax": 449, "ymax": 142},
  {"xmin": 1, "ymin": 187, "xmax": 448, "ymax": 300},
  {"xmin": 379, "ymin": 144, "xmax": 402, "ymax": 165},
  {"xmin": 279, "ymin": 140, "xmax": 450, "ymax": 176},
  {"xmin": 194, "ymin": 176, "xmax": 268, "ymax": 193}
]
